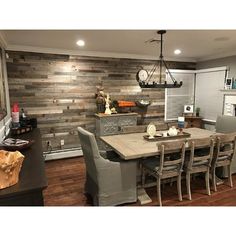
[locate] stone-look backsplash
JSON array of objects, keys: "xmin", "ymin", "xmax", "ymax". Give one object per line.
[{"xmin": 6, "ymin": 51, "xmax": 195, "ymax": 151}]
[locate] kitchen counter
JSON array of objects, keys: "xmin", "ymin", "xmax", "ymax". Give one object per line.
[{"xmin": 0, "ymin": 128, "xmax": 47, "ymax": 206}]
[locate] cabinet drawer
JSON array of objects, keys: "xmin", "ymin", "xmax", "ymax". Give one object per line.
[{"xmin": 118, "ymin": 116, "xmax": 137, "ymax": 126}]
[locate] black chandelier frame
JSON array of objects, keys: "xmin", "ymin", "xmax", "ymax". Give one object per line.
[{"xmin": 138, "ymin": 30, "xmax": 183, "ymax": 89}]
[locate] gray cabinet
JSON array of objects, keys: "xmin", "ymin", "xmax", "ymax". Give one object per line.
[{"xmin": 95, "ymin": 113, "xmax": 138, "ymax": 150}]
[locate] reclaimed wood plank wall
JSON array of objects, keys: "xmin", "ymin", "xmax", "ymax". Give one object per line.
[{"xmin": 6, "ymin": 51, "xmax": 195, "ymax": 151}]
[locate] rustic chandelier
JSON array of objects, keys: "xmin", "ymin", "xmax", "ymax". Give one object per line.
[{"xmin": 136, "ymin": 30, "xmax": 183, "ymax": 88}]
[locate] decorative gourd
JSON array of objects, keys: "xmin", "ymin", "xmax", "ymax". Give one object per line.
[
  {"xmin": 147, "ymin": 123, "xmax": 156, "ymax": 139},
  {"xmin": 168, "ymin": 126, "xmax": 178, "ymax": 136},
  {"xmin": 117, "ymin": 101, "xmax": 136, "ymax": 107}
]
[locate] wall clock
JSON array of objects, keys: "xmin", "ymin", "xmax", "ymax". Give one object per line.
[{"xmin": 136, "ymin": 69, "xmax": 148, "ymax": 83}]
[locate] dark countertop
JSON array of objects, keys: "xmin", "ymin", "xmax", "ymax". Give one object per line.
[{"xmin": 0, "ymin": 128, "xmax": 48, "ymax": 199}]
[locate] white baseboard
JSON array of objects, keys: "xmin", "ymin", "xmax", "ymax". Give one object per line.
[{"xmin": 44, "ymin": 148, "xmax": 83, "ymax": 161}]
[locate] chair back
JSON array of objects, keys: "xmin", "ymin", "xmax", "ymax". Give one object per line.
[
  {"xmin": 187, "ymin": 137, "xmax": 214, "ymax": 170},
  {"xmin": 155, "ymin": 123, "xmax": 168, "ymax": 131},
  {"xmin": 120, "ymin": 123, "xmax": 168, "ymax": 134},
  {"xmin": 215, "ymin": 115, "xmax": 236, "ymax": 133},
  {"xmin": 214, "ymin": 132, "xmax": 236, "ymax": 163},
  {"xmin": 157, "ymin": 140, "xmax": 186, "ymax": 175},
  {"xmin": 120, "ymin": 125, "xmax": 146, "ymax": 134},
  {"xmin": 167, "ymin": 122, "xmax": 178, "ymax": 129},
  {"xmin": 77, "ymin": 127, "xmax": 100, "ymax": 182}
]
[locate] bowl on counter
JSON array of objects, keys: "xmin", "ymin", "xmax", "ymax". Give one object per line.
[{"xmin": 135, "ymin": 100, "xmax": 151, "ymax": 108}]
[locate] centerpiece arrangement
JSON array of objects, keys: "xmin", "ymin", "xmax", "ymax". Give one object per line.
[{"xmin": 143, "ymin": 123, "xmax": 190, "ymax": 141}]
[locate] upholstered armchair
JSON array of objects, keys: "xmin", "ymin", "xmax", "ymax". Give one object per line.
[
  {"xmin": 216, "ymin": 115, "xmax": 236, "ymax": 133},
  {"xmin": 215, "ymin": 115, "xmax": 236, "ymax": 176},
  {"xmin": 77, "ymin": 127, "xmax": 137, "ymax": 206}
]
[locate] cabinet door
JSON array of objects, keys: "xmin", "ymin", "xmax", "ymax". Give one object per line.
[{"xmin": 100, "ymin": 117, "xmax": 119, "ymax": 135}]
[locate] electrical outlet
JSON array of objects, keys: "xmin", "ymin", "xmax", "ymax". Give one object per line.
[
  {"xmin": 60, "ymin": 139, "xmax": 64, "ymax": 146},
  {"xmin": 47, "ymin": 141, "xmax": 51, "ymax": 146},
  {"xmin": 46, "ymin": 141, "xmax": 52, "ymax": 151}
]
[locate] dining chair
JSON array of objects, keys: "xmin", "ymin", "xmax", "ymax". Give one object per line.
[
  {"xmin": 215, "ymin": 115, "xmax": 236, "ymax": 133},
  {"xmin": 77, "ymin": 127, "xmax": 137, "ymax": 206},
  {"xmin": 120, "ymin": 123, "xmax": 168, "ymax": 134},
  {"xmin": 211, "ymin": 133, "xmax": 236, "ymax": 192},
  {"xmin": 167, "ymin": 121, "xmax": 178, "ymax": 129},
  {"xmin": 215, "ymin": 115, "xmax": 236, "ymax": 177},
  {"xmin": 120, "ymin": 125, "xmax": 146, "ymax": 134},
  {"xmin": 185, "ymin": 137, "xmax": 214, "ymax": 200},
  {"xmin": 141, "ymin": 140, "xmax": 186, "ymax": 206}
]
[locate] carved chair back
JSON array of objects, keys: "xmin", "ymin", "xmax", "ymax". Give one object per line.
[
  {"xmin": 156, "ymin": 140, "xmax": 186, "ymax": 176},
  {"xmin": 187, "ymin": 137, "xmax": 215, "ymax": 171},
  {"xmin": 213, "ymin": 132, "xmax": 236, "ymax": 166}
]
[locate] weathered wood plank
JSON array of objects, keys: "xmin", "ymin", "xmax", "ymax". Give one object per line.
[{"xmin": 6, "ymin": 51, "xmax": 195, "ymax": 151}]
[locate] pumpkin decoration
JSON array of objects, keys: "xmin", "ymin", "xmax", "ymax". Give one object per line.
[{"xmin": 117, "ymin": 101, "xmax": 136, "ymax": 107}]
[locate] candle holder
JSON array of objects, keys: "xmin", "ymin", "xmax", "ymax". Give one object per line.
[{"xmin": 178, "ymin": 116, "xmax": 185, "ymax": 134}]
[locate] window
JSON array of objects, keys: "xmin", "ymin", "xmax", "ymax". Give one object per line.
[
  {"xmin": 0, "ymin": 48, "xmax": 7, "ymax": 121},
  {"xmin": 165, "ymin": 70, "xmax": 195, "ymax": 121},
  {"xmin": 195, "ymin": 68, "xmax": 227, "ymax": 122}
]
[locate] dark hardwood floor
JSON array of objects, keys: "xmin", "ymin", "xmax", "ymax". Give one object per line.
[{"xmin": 43, "ymin": 157, "xmax": 236, "ymax": 206}]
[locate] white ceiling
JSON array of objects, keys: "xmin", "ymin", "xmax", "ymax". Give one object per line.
[{"xmin": 1, "ymin": 30, "xmax": 236, "ymax": 62}]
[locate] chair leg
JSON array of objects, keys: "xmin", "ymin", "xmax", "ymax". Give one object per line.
[
  {"xmin": 186, "ymin": 172, "xmax": 192, "ymax": 200},
  {"xmin": 205, "ymin": 170, "xmax": 211, "ymax": 196},
  {"xmin": 228, "ymin": 165, "xmax": 233, "ymax": 188},
  {"xmin": 157, "ymin": 177, "xmax": 162, "ymax": 206},
  {"xmin": 211, "ymin": 167, "xmax": 217, "ymax": 192},
  {"xmin": 177, "ymin": 174, "xmax": 182, "ymax": 202}
]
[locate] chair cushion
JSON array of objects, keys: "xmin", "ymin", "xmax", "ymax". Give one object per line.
[{"xmin": 142, "ymin": 158, "xmax": 179, "ymax": 173}]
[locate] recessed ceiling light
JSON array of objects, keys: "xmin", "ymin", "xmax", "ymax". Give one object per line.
[
  {"xmin": 174, "ymin": 49, "xmax": 181, "ymax": 55},
  {"xmin": 76, "ymin": 40, "xmax": 85, "ymax": 47}
]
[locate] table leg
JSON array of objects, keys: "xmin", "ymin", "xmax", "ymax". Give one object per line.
[
  {"xmin": 210, "ymin": 173, "xmax": 224, "ymax": 186},
  {"xmin": 215, "ymin": 175, "xmax": 224, "ymax": 186},
  {"xmin": 137, "ymin": 187, "xmax": 152, "ymax": 205}
]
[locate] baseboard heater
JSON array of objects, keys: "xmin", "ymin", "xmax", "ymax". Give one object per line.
[{"xmin": 43, "ymin": 147, "xmax": 83, "ymax": 161}]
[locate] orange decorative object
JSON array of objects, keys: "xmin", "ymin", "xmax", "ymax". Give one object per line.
[
  {"xmin": 118, "ymin": 101, "xmax": 136, "ymax": 107},
  {"xmin": 0, "ymin": 150, "xmax": 25, "ymax": 189}
]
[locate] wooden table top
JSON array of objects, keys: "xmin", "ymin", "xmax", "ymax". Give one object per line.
[{"xmin": 100, "ymin": 128, "xmax": 217, "ymax": 160}]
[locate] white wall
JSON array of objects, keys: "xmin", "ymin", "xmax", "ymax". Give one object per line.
[
  {"xmin": 0, "ymin": 48, "xmax": 11, "ymax": 141},
  {"xmin": 197, "ymin": 55, "xmax": 236, "ymax": 78}
]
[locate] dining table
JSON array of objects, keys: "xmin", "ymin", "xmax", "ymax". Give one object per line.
[
  {"xmin": 100, "ymin": 127, "xmax": 217, "ymax": 160},
  {"xmin": 100, "ymin": 127, "xmax": 221, "ymax": 204}
]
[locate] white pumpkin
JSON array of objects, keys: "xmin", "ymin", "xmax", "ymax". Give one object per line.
[{"xmin": 168, "ymin": 126, "xmax": 178, "ymax": 136}]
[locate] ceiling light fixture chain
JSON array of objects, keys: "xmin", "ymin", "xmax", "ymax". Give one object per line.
[{"xmin": 136, "ymin": 30, "xmax": 183, "ymax": 88}]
